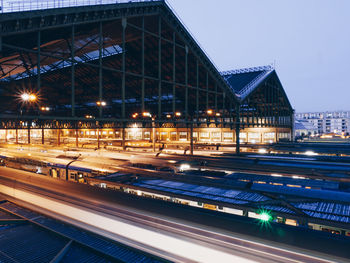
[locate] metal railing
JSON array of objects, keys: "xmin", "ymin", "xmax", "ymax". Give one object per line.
[{"xmin": 0, "ymin": 0, "xmax": 157, "ymax": 13}]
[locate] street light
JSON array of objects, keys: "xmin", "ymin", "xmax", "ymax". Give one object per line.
[
  {"xmin": 21, "ymin": 92, "xmax": 37, "ymax": 102},
  {"xmin": 96, "ymin": 101, "xmax": 106, "ymax": 106},
  {"xmin": 207, "ymin": 109, "xmax": 213, "ymax": 115},
  {"xmin": 40, "ymin": 106, "xmax": 50, "ymax": 111},
  {"xmin": 142, "ymin": 112, "xmax": 152, "ymax": 118}
]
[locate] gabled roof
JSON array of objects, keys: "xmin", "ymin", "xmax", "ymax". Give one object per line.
[{"xmin": 221, "ymin": 65, "xmax": 274, "ymax": 101}]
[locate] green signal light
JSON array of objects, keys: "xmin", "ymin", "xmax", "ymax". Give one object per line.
[{"xmin": 259, "ymin": 212, "xmax": 272, "ymax": 222}]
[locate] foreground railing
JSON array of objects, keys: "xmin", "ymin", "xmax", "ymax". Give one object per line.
[{"xmin": 0, "ymin": 0, "xmax": 158, "ymax": 13}]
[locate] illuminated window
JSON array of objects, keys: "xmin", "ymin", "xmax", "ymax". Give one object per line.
[
  {"xmin": 223, "ymin": 132, "xmax": 233, "ymax": 141},
  {"xmin": 160, "ymin": 132, "xmax": 167, "ymax": 141},
  {"xmin": 170, "ymin": 132, "xmax": 177, "ymax": 141},
  {"xmin": 287, "ymin": 184, "xmax": 301, "ymax": 188},
  {"xmin": 144, "ymin": 131, "xmax": 150, "ymax": 140},
  {"xmin": 264, "ymin": 132, "xmax": 275, "ymax": 139},
  {"xmin": 199, "ymin": 132, "xmax": 209, "ymax": 141},
  {"xmin": 285, "ymin": 219, "xmax": 298, "ymax": 226},
  {"xmin": 179, "ymin": 132, "xmax": 187, "ymax": 141},
  {"xmin": 239, "ymin": 132, "xmax": 247, "ymax": 143},
  {"xmin": 211, "ymin": 132, "xmax": 221, "ymax": 141},
  {"xmin": 248, "ymin": 132, "xmax": 260, "ymax": 143}
]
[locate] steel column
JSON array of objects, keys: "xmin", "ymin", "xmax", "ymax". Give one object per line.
[
  {"xmin": 206, "ymin": 72, "xmax": 209, "ymax": 110},
  {"xmin": 190, "ymin": 122, "xmax": 194, "ymax": 155},
  {"xmin": 235, "ymin": 105, "xmax": 240, "ymax": 155},
  {"xmin": 152, "ymin": 119, "xmax": 156, "ymax": 152},
  {"xmin": 27, "ymin": 125, "xmax": 30, "ymax": 144},
  {"xmin": 215, "ymin": 84, "xmax": 218, "ymax": 112},
  {"xmin": 141, "ymin": 16, "xmax": 145, "ymax": 112},
  {"xmin": 75, "ymin": 128, "xmax": 78, "ymax": 147},
  {"xmin": 172, "ymin": 32, "xmax": 176, "ymax": 114},
  {"xmin": 15, "ymin": 128, "xmax": 18, "ymax": 144},
  {"xmin": 185, "ymin": 46, "xmax": 188, "ymax": 118},
  {"xmin": 37, "ymin": 30, "xmax": 41, "ymax": 91},
  {"xmin": 121, "ymin": 18, "xmax": 127, "ymax": 119},
  {"xmin": 71, "ymin": 25, "xmax": 75, "ymax": 117},
  {"xmin": 98, "ymin": 21, "xmax": 103, "ymax": 118},
  {"xmin": 158, "ymin": 16, "xmax": 162, "ymax": 118},
  {"xmin": 57, "ymin": 129, "xmax": 60, "ymax": 146},
  {"xmin": 196, "ymin": 61, "xmax": 199, "ymax": 120},
  {"xmin": 122, "ymin": 126, "xmax": 126, "ymax": 150},
  {"xmin": 222, "ymin": 92, "xmax": 225, "ymax": 120},
  {"xmin": 41, "ymin": 127, "xmax": 44, "ymax": 144},
  {"xmin": 97, "ymin": 128, "xmax": 100, "ymax": 149}
]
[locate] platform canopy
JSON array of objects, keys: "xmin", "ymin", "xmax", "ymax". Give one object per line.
[{"xmin": 0, "ymin": 0, "xmax": 293, "ymax": 130}]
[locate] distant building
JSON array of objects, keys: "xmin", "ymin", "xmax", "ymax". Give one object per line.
[
  {"xmin": 294, "ymin": 119, "xmax": 317, "ymax": 137},
  {"xmin": 295, "ymin": 111, "xmax": 350, "ymax": 135}
]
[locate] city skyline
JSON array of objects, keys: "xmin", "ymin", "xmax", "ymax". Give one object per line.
[{"xmin": 167, "ymin": 0, "xmax": 350, "ymax": 112}]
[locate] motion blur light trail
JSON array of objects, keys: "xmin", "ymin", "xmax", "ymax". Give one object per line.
[{"xmin": 0, "ymin": 183, "xmax": 257, "ymax": 263}]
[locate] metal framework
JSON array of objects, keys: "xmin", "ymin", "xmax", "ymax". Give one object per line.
[{"xmin": 0, "ymin": 0, "xmax": 294, "ymax": 152}]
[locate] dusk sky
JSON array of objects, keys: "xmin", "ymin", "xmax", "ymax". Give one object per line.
[{"xmin": 167, "ymin": 0, "xmax": 350, "ymax": 112}]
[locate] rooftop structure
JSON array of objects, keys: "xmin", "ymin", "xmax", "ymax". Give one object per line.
[{"xmin": 0, "ymin": 0, "xmax": 294, "ymax": 152}]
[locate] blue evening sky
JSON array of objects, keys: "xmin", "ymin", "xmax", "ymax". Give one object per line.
[{"xmin": 167, "ymin": 0, "xmax": 350, "ymax": 112}]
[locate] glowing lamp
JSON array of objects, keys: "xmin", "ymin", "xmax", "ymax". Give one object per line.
[{"xmin": 259, "ymin": 212, "xmax": 271, "ymax": 222}]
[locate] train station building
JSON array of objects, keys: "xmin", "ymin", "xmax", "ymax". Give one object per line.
[{"xmin": 0, "ymin": 0, "xmax": 294, "ymax": 152}]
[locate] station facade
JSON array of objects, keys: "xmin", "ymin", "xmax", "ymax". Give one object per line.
[{"xmin": 0, "ymin": 0, "xmax": 293, "ymax": 151}]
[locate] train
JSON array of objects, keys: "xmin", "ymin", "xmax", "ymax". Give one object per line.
[
  {"xmin": 0, "ymin": 154, "xmax": 107, "ymax": 183},
  {"xmin": 1, "ymin": 153, "xmax": 350, "ymax": 240}
]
